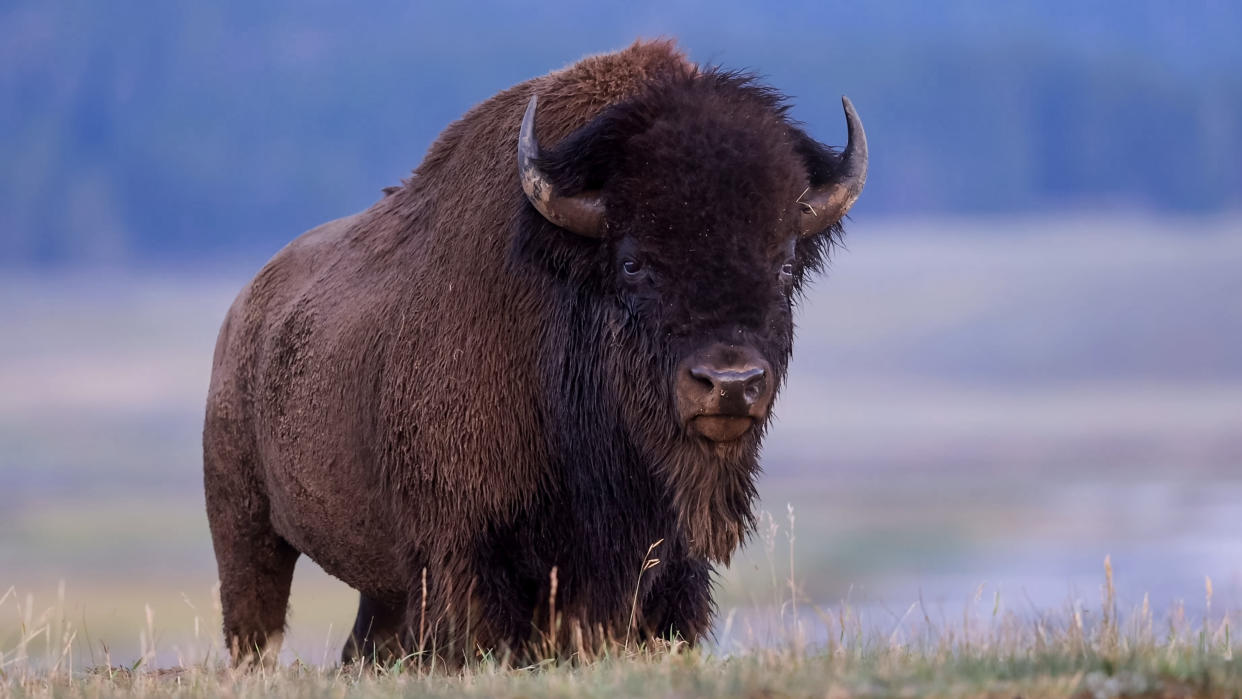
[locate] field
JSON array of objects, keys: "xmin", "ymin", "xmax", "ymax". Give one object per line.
[
  {"xmin": 2, "ymin": 215, "xmax": 1241, "ymax": 696},
  {"xmin": 3, "ymin": 559, "xmax": 1241, "ymax": 697}
]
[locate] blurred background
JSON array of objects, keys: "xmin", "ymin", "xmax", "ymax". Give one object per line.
[{"xmin": 2, "ymin": 1, "xmax": 1240, "ymax": 664}]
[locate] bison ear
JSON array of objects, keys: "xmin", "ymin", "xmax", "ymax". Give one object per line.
[{"xmin": 791, "ymin": 96, "xmax": 868, "ymax": 237}]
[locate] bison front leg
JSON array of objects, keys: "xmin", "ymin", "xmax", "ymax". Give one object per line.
[
  {"xmin": 205, "ymin": 377, "xmax": 307, "ymax": 668},
  {"xmin": 204, "ymin": 483, "xmax": 300, "ymax": 666},
  {"xmin": 639, "ymin": 556, "xmax": 715, "ymax": 646}
]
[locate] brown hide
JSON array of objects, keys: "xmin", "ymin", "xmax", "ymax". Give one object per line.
[{"xmin": 204, "ymin": 39, "xmax": 858, "ymax": 667}]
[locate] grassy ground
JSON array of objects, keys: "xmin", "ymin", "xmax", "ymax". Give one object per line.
[
  {"xmin": 3, "ymin": 564, "xmax": 1239, "ymax": 698},
  {"xmin": 4, "ymin": 650, "xmax": 1241, "ymax": 699}
]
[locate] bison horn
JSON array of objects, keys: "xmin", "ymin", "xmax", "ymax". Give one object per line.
[
  {"xmin": 797, "ymin": 96, "xmax": 869, "ymax": 236},
  {"xmin": 518, "ymin": 95, "xmax": 606, "ymax": 238}
]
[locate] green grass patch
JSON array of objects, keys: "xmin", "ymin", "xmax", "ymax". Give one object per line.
[{"xmin": 3, "ymin": 560, "xmax": 1239, "ymax": 698}]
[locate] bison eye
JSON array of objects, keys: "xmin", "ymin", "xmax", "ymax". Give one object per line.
[
  {"xmin": 621, "ymin": 257, "xmax": 645, "ymax": 277},
  {"xmin": 780, "ymin": 261, "xmax": 795, "ymax": 278}
]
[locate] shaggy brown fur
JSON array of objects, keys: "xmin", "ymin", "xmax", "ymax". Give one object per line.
[{"xmin": 203, "ymin": 39, "xmax": 859, "ymax": 668}]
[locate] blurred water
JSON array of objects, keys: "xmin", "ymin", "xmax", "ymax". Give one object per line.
[{"xmin": 1, "ymin": 215, "xmax": 1240, "ymax": 664}]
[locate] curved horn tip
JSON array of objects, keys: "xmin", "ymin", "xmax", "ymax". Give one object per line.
[
  {"xmin": 523, "ymin": 95, "xmax": 538, "ymax": 129},
  {"xmin": 840, "ymin": 96, "xmax": 866, "ymax": 147},
  {"xmin": 519, "ymin": 95, "xmax": 539, "ymax": 161}
]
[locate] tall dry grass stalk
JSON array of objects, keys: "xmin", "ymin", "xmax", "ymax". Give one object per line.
[{"xmin": 624, "ymin": 538, "xmax": 663, "ymax": 650}]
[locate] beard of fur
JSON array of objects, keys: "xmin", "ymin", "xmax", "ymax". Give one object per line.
[
  {"xmin": 606, "ymin": 311, "xmax": 766, "ymax": 564},
  {"xmin": 656, "ymin": 432, "xmax": 762, "ymax": 563}
]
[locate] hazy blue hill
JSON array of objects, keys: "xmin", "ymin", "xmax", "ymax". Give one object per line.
[{"xmin": 2, "ymin": 1, "xmax": 1240, "ymax": 265}]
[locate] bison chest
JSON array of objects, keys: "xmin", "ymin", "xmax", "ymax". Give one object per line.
[{"xmin": 477, "ymin": 483, "xmax": 682, "ymax": 617}]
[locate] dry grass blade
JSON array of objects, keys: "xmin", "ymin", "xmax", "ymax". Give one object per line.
[{"xmin": 625, "ymin": 539, "xmax": 664, "ymax": 649}]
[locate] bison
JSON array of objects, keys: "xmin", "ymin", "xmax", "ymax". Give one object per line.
[{"xmin": 203, "ymin": 39, "xmax": 867, "ymax": 667}]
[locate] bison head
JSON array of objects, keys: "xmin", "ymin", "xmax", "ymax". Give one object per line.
[{"xmin": 516, "ymin": 72, "xmax": 867, "ymax": 559}]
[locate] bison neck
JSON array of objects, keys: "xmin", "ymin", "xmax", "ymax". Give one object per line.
[{"xmin": 517, "ymin": 288, "xmax": 762, "ymax": 610}]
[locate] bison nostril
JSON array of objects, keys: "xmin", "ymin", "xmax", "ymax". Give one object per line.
[
  {"xmin": 743, "ymin": 373, "xmax": 766, "ymax": 402},
  {"xmin": 689, "ymin": 365, "xmax": 716, "ymax": 391}
]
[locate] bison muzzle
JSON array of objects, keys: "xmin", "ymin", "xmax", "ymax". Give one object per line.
[{"xmin": 203, "ymin": 39, "xmax": 866, "ymax": 668}]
